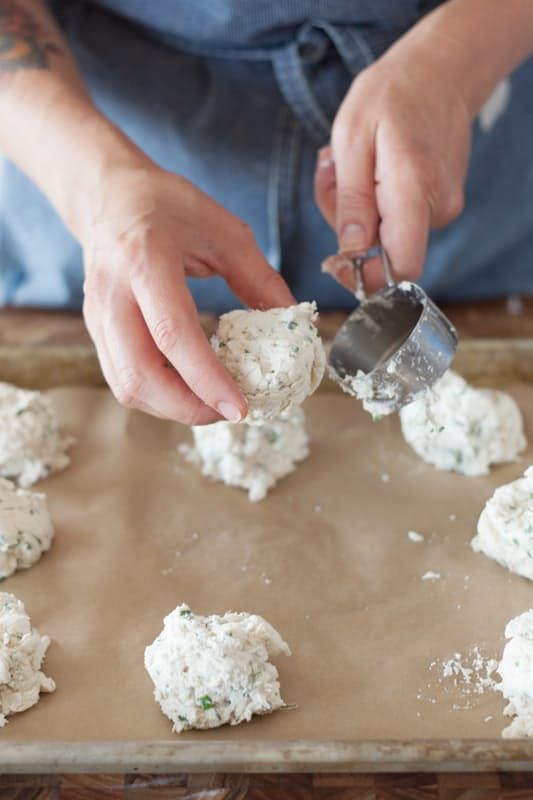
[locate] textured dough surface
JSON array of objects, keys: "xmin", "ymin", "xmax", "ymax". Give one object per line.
[
  {"xmin": 181, "ymin": 408, "xmax": 309, "ymax": 501},
  {"xmin": 471, "ymin": 466, "xmax": 533, "ymax": 579},
  {"xmin": 145, "ymin": 604, "xmax": 290, "ymax": 733},
  {"xmin": 399, "ymin": 370, "xmax": 526, "ymax": 476},
  {"xmin": 0, "ymin": 478, "xmax": 54, "ymax": 579},
  {"xmin": 212, "ymin": 303, "xmax": 325, "ymax": 423},
  {"xmin": 498, "ymin": 609, "xmax": 533, "ymax": 737},
  {"xmin": 0, "ymin": 592, "xmax": 55, "ymax": 727},
  {"xmin": 0, "ymin": 383, "xmax": 74, "ymax": 487}
]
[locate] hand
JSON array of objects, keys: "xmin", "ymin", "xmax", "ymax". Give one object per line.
[
  {"xmin": 82, "ymin": 163, "xmax": 295, "ymax": 424},
  {"xmin": 315, "ymin": 39, "xmax": 472, "ymax": 293}
]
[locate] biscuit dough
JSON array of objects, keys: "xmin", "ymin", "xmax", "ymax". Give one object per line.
[
  {"xmin": 399, "ymin": 370, "xmax": 526, "ymax": 476},
  {"xmin": 471, "ymin": 467, "xmax": 533, "ymax": 579},
  {"xmin": 212, "ymin": 302, "xmax": 325, "ymax": 423},
  {"xmin": 181, "ymin": 408, "xmax": 309, "ymax": 501},
  {"xmin": 0, "ymin": 479, "xmax": 54, "ymax": 580},
  {"xmin": 0, "ymin": 592, "xmax": 55, "ymax": 727},
  {"xmin": 0, "ymin": 383, "xmax": 74, "ymax": 487},
  {"xmin": 498, "ymin": 609, "xmax": 533, "ymax": 738},
  {"xmin": 145, "ymin": 604, "xmax": 291, "ymax": 733}
]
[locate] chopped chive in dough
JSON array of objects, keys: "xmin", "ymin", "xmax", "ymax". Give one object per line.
[{"xmin": 199, "ymin": 694, "xmax": 215, "ymax": 710}]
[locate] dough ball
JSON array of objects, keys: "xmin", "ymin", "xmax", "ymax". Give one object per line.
[
  {"xmin": 212, "ymin": 302, "xmax": 325, "ymax": 423},
  {"xmin": 0, "ymin": 592, "xmax": 55, "ymax": 727},
  {"xmin": 0, "ymin": 383, "xmax": 74, "ymax": 487},
  {"xmin": 471, "ymin": 466, "xmax": 533, "ymax": 579},
  {"xmin": 182, "ymin": 408, "xmax": 309, "ymax": 502},
  {"xmin": 498, "ymin": 609, "xmax": 533, "ymax": 737},
  {"xmin": 399, "ymin": 370, "xmax": 526, "ymax": 476},
  {"xmin": 0, "ymin": 479, "xmax": 54, "ymax": 580},
  {"xmin": 145, "ymin": 604, "xmax": 290, "ymax": 733}
]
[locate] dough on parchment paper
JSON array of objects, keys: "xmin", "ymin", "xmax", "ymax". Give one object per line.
[
  {"xmin": 144, "ymin": 604, "xmax": 291, "ymax": 733},
  {"xmin": 399, "ymin": 370, "xmax": 526, "ymax": 476},
  {"xmin": 212, "ymin": 302, "xmax": 326, "ymax": 424},
  {"xmin": 497, "ymin": 609, "xmax": 533, "ymax": 738},
  {"xmin": 0, "ymin": 479, "xmax": 54, "ymax": 580},
  {"xmin": 0, "ymin": 592, "xmax": 55, "ymax": 727},
  {"xmin": 181, "ymin": 407, "xmax": 309, "ymax": 502},
  {"xmin": 471, "ymin": 466, "xmax": 533, "ymax": 579},
  {"xmin": 0, "ymin": 382, "xmax": 74, "ymax": 488}
]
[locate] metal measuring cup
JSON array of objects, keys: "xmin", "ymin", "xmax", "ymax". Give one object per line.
[{"xmin": 324, "ymin": 247, "xmax": 458, "ymax": 415}]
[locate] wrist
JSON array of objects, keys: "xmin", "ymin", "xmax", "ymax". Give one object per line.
[{"xmin": 58, "ymin": 110, "xmax": 154, "ymax": 243}]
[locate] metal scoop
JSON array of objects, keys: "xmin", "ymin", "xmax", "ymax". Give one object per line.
[{"xmin": 326, "ymin": 247, "xmax": 458, "ymax": 416}]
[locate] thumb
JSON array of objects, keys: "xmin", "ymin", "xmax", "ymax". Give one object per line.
[{"xmin": 331, "ymin": 125, "xmax": 379, "ymax": 254}]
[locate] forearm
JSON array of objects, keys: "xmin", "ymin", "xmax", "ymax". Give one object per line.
[
  {"xmin": 0, "ymin": 0, "xmax": 148, "ymax": 240},
  {"xmin": 384, "ymin": 0, "xmax": 533, "ymax": 117}
]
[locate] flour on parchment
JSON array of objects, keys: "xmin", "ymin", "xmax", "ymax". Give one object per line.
[
  {"xmin": 471, "ymin": 467, "xmax": 533, "ymax": 580},
  {"xmin": 212, "ymin": 303, "xmax": 325, "ymax": 424},
  {"xmin": 498, "ymin": 610, "xmax": 533, "ymax": 737},
  {"xmin": 0, "ymin": 383, "xmax": 74, "ymax": 487},
  {"xmin": 0, "ymin": 479, "xmax": 54, "ymax": 580},
  {"xmin": 0, "ymin": 592, "xmax": 55, "ymax": 727},
  {"xmin": 145, "ymin": 604, "xmax": 290, "ymax": 733},
  {"xmin": 400, "ymin": 370, "xmax": 526, "ymax": 476},
  {"xmin": 181, "ymin": 408, "xmax": 309, "ymax": 502}
]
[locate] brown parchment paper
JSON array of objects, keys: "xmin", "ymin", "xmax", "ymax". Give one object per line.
[{"xmin": 2, "ymin": 383, "xmax": 533, "ymax": 744}]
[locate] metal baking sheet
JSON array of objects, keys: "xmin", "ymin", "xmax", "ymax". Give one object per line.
[{"xmin": 0, "ymin": 340, "xmax": 532, "ymax": 773}]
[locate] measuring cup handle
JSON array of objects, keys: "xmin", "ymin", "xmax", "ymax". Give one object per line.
[{"xmin": 378, "ymin": 244, "xmax": 395, "ymax": 287}]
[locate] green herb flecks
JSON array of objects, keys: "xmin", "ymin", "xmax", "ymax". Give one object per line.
[{"xmin": 199, "ymin": 694, "xmax": 215, "ymax": 710}]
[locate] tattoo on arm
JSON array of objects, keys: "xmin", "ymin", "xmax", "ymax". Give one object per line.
[{"xmin": 0, "ymin": 0, "xmax": 61, "ymax": 78}]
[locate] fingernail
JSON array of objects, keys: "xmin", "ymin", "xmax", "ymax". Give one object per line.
[
  {"xmin": 217, "ymin": 401, "xmax": 243, "ymax": 423},
  {"xmin": 318, "ymin": 147, "xmax": 333, "ymax": 169},
  {"xmin": 340, "ymin": 223, "xmax": 367, "ymax": 252}
]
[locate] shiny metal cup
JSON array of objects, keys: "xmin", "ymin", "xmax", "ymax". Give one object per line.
[{"xmin": 327, "ymin": 247, "xmax": 458, "ymax": 414}]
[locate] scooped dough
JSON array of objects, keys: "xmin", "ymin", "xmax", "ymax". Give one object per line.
[
  {"xmin": 0, "ymin": 383, "xmax": 74, "ymax": 487},
  {"xmin": 498, "ymin": 609, "xmax": 533, "ymax": 737},
  {"xmin": 399, "ymin": 370, "xmax": 526, "ymax": 476},
  {"xmin": 471, "ymin": 467, "xmax": 533, "ymax": 579},
  {"xmin": 181, "ymin": 408, "xmax": 309, "ymax": 502},
  {"xmin": 212, "ymin": 302, "xmax": 325, "ymax": 423},
  {"xmin": 0, "ymin": 479, "xmax": 54, "ymax": 580},
  {"xmin": 0, "ymin": 592, "xmax": 55, "ymax": 727},
  {"xmin": 145, "ymin": 604, "xmax": 290, "ymax": 733}
]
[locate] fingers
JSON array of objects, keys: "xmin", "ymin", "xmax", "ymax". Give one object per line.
[
  {"xmin": 85, "ymin": 290, "xmax": 221, "ymax": 425},
  {"xmin": 330, "ymin": 118, "xmax": 380, "ymax": 254},
  {"xmin": 129, "ymin": 252, "xmax": 248, "ymax": 422},
  {"xmin": 207, "ymin": 219, "xmax": 295, "ymax": 311},
  {"xmin": 375, "ymin": 159, "xmax": 431, "ymax": 283},
  {"xmin": 314, "ymin": 146, "xmax": 337, "ymax": 229}
]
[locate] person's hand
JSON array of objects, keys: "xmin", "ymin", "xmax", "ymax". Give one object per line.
[
  {"xmin": 82, "ymin": 163, "xmax": 294, "ymax": 424},
  {"xmin": 315, "ymin": 38, "xmax": 473, "ymax": 293}
]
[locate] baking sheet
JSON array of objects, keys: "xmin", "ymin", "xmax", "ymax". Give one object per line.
[{"xmin": 1, "ymin": 382, "xmax": 533, "ymax": 750}]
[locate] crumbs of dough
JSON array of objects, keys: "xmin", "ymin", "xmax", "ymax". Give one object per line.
[
  {"xmin": 144, "ymin": 604, "xmax": 290, "ymax": 733},
  {"xmin": 421, "ymin": 570, "xmax": 441, "ymax": 581},
  {"xmin": 408, "ymin": 530, "xmax": 424, "ymax": 543}
]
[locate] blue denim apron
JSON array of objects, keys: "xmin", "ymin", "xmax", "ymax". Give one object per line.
[{"xmin": 0, "ymin": 1, "xmax": 532, "ymax": 311}]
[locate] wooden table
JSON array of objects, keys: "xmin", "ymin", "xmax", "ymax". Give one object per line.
[{"xmin": 0, "ymin": 298, "xmax": 532, "ymax": 798}]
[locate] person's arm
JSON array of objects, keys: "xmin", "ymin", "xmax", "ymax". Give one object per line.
[
  {"xmin": 316, "ymin": 0, "xmax": 533, "ymax": 292},
  {"xmin": 0, "ymin": 0, "xmax": 294, "ymax": 423}
]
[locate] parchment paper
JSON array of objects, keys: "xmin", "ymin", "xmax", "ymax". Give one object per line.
[{"xmin": 2, "ymin": 383, "xmax": 533, "ymax": 743}]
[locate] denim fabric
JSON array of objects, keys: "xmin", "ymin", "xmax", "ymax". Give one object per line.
[{"xmin": 0, "ymin": 1, "xmax": 531, "ymax": 311}]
